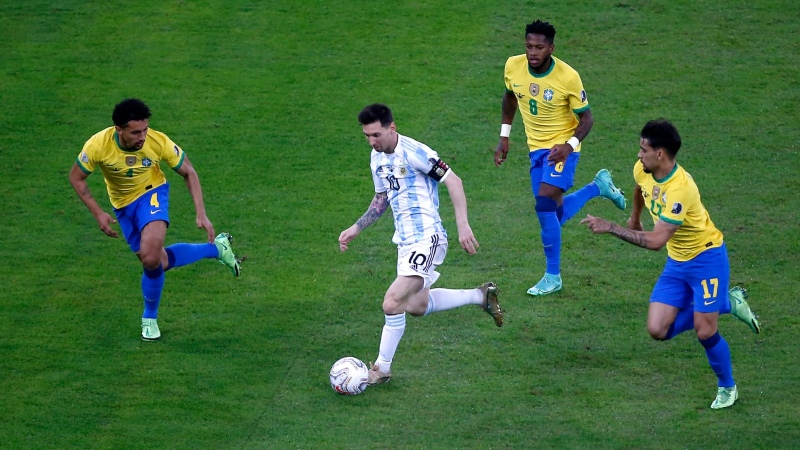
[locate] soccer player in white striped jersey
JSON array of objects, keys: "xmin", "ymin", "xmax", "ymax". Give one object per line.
[{"xmin": 339, "ymin": 103, "xmax": 504, "ymax": 386}]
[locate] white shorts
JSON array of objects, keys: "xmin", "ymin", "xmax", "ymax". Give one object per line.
[{"xmin": 396, "ymin": 234, "xmax": 448, "ymax": 289}]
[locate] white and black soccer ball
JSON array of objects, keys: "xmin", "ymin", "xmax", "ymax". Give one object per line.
[{"xmin": 329, "ymin": 357, "xmax": 369, "ymax": 395}]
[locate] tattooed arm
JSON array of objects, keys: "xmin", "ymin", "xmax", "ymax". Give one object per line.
[
  {"xmin": 338, "ymin": 192, "xmax": 389, "ymax": 252},
  {"xmin": 580, "ymin": 213, "xmax": 678, "ymax": 251}
]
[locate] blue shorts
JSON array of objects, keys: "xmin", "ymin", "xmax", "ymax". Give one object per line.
[
  {"xmin": 113, "ymin": 183, "xmax": 171, "ymax": 253},
  {"xmin": 529, "ymin": 149, "xmax": 581, "ymax": 193},
  {"xmin": 650, "ymin": 243, "xmax": 730, "ymax": 313}
]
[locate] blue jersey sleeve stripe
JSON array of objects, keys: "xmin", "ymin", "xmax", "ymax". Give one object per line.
[
  {"xmin": 75, "ymin": 157, "xmax": 92, "ymax": 174},
  {"xmin": 171, "ymin": 151, "xmax": 186, "ymax": 172},
  {"xmin": 659, "ymin": 216, "xmax": 682, "ymax": 225}
]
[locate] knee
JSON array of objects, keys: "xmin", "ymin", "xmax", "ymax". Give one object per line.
[
  {"xmin": 647, "ymin": 323, "xmax": 669, "ymax": 341},
  {"xmin": 694, "ymin": 315, "xmax": 719, "ymax": 341},
  {"xmin": 695, "ymin": 327, "xmax": 718, "ymax": 341},
  {"xmin": 406, "ymin": 308, "xmax": 425, "ymax": 317},
  {"xmin": 140, "ymin": 251, "xmax": 162, "ymax": 271},
  {"xmin": 534, "ymin": 195, "xmax": 558, "ymax": 213},
  {"xmin": 382, "ymin": 295, "xmax": 405, "ymax": 315}
]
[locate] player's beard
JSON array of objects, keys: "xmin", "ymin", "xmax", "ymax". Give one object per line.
[{"xmin": 122, "ymin": 137, "xmax": 145, "ymax": 150}]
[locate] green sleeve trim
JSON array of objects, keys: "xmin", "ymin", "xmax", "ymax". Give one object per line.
[
  {"xmin": 171, "ymin": 151, "xmax": 186, "ymax": 172},
  {"xmin": 573, "ymin": 104, "xmax": 590, "ymax": 114},
  {"xmin": 75, "ymin": 157, "xmax": 92, "ymax": 174},
  {"xmin": 658, "ymin": 216, "xmax": 682, "ymax": 225}
]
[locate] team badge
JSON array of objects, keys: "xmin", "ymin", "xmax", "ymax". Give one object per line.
[
  {"xmin": 142, "ymin": 157, "xmax": 153, "ymax": 167},
  {"xmin": 80, "ymin": 152, "xmax": 88, "ymax": 163},
  {"xmin": 580, "ymin": 90, "xmax": 587, "ymax": 103},
  {"xmin": 125, "ymin": 156, "xmax": 136, "ymax": 167},
  {"xmin": 174, "ymin": 145, "xmax": 181, "ymax": 157},
  {"xmin": 543, "ymin": 88, "xmax": 554, "ymax": 101},
  {"xmin": 671, "ymin": 202, "xmax": 683, "ymax": 214},
  {"xmin": 662, "ymin": 192, "xmax": 668, "ymax": 203},
  {"xmin": 652, "ymin": 186, "xmax": 660, "ymax": 199},
  {"xmin": 400, "ymin": 167, "xmax": 407, "ymax": 175},
  {"xmin": 529, "ymin": 83, "xmax": 540, "ymax": 97}
]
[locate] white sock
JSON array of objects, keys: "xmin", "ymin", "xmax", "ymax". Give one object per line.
[
  {"xmin": 376, "ymin": 313, "xmax": 406, "ymax": 373},
  {"xmin": 424, "ymin": 288, "xmax": 483, "ymax": 315}
]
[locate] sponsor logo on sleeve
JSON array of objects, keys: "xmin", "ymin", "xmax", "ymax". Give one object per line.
[
  {"xmin": 80, "ymin": 152, "xmax": 88, "ymax": 163},
  {"xmin": 580, "ymin": 90, "xmax": 587, "ymax": 103},
  {"xmin": 671, "ymin": 202, "xmax": 683, "ymax": 214},
  {"xmin": 174, "ymin": 145, "xmax": 181, "ymax": 156}
]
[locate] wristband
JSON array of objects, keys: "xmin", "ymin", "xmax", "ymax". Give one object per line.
[
  {"xmin": 500, "ymin": 124, "xmax": 512, "ymax": 138},
  {"xmin": 567, "ymin": 136, "xmax": 580, "ymax": 150}
]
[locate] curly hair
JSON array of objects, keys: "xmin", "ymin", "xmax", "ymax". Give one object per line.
[{"xmin": 525, "ymin": 20, "xmax": 556, "ymax": 44}]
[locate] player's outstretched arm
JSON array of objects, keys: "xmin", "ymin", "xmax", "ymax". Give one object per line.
[
  {"xmin": 581, "ymin": 214, "xmax": 678, "ymax": 251},
  {"xmin": 175, "ymin": 156, "xmax": 215, "ymax": 242},
  {"xmin": 69, "ymin": 163, "xmax": 119, "ymax": 238},
  {"xmin": 627, "ymin": 184, "xmax": 645, "ymax": 231},
  {"xmin": 338, "ymin": 191, "xmax": 388, "ymax": 252},
  {"xmin": 495, "ymin": 90, "xmax": 518, "ymax": 167},
  {"xmin": 442, "ymin": 171, "xmax": 478, "ymax": 255}
]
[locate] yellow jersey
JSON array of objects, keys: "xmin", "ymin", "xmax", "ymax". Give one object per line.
[
  {"xmin": 76, "ymin": 127, "xmax": 185, "ymax": 209},
  {"xmin": 504, "ymin": 55, "xmax": 589, "ymax": 151},
  {"xmin": 633, "ymin": 161, "xmax": 723, "ymax": 261}
]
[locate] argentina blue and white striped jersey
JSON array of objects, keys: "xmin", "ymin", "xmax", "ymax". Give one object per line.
[{"xmin": 370, "ymin": 134, "xmax": 452, "ymax": 245}]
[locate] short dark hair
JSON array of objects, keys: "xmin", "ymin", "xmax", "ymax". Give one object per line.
[
  {"xmin": 525, "ymin": 20, "xmax": 556, "ymax": 44},
  {"xmin": 358, "ymin": 103, "xmax": 394, "ymax": 127},
  {"xmin": 641, "ymin": 119, "xmax": 682, "ymax": 158},
  {"xmin": 112, "ymin": 98, "xmax": 152, "ymax": 128}
]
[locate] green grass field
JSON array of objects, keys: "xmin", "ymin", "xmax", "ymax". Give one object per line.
[{"xmin": 2, "ymin": 0, "xmax": 799, "ymax": 448}]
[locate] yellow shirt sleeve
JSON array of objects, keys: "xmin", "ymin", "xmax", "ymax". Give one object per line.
[{"xmin": 567, "ymin": 71, "xmax": 589, "ymax": 113}]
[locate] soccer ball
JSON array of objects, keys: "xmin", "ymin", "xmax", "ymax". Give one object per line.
[{"xmin": 329, "ymin": 357, "xmax": 369, "ymax": 395}]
